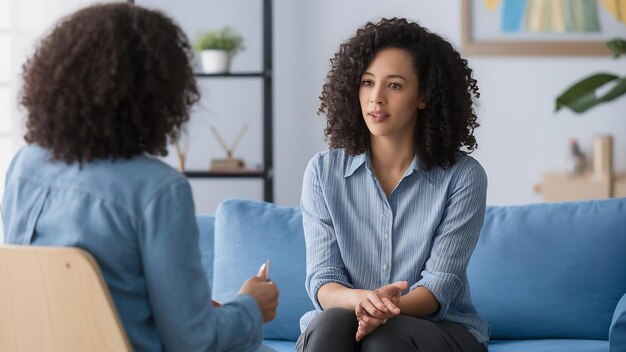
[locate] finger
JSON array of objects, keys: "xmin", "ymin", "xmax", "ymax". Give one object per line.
[
  {"xmin": 359, "ymin": 312, "xmax": 384, "ymax": 328},
  {"xmin": 392, "ymin": 280, "xmax": 409, "ymax": 291},
  {"xmin": 381, "ymin": 297, "xmax": 401, "ymax": 315},
  {"xmin": 355, "ymin": 324, "xmax": 371, "ymax": 342},
  {"xmin": 362, "ymin": 321, "xmax": 377, "ymax": 335},
  {"xmin": 382, "ymin": 285, "xmax": 403, "ymax": 297},
  {"xmin": 268, "ymin": 300, "xmax": 279, "ymax": 310},
  {"xmin": 389, "ymin": 294, "xmax": 400, "ymax": 304},
  {"xmin": 355, "ymin": 302, "xmax": 364, "ymax": 318},
  {"xmin": 361, "ymin": 299, "xmax": 387, "ymax": 319},
  {"xmin": 266, "ymin": 310, "xmax": 276, "ymax": 321},
  {"xmin": 356, "ymin": 321, "xmax": 367, "ymax": 338},
  {"xmin": 360, "ymin": 299, "xmax": 382, "ymax": 317},
  {"xmin": 356, "ymin": 316, "xmax": 383, "ymax": 342},
  {"xmin": 266, "ymin": 280, "xmax": 279, "ymax": 292},
  {"xmin": 367, "ymin": 292, "xmax": 388, "ymax": 312}
]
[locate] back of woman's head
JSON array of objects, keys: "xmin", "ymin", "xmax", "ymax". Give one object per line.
[
  {"xmin": 320, "ymin": 17, "xmax": 480, "ymax": 169},
  {"xmin": 21, "ymin": 3, "xmax": 199, "ymax": 164}
]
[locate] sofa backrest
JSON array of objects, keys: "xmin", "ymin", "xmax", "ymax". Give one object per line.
[
  {"xmin": 197, "ymin": 198, "xmax": 626, "ymax": 342},
  {"xmin": 467, "ymin": 197, "xmax": 626, "ymax": 340},
  {"xmin": 200, "ymin": 199, "xmax": 314, "ymax": 341}
]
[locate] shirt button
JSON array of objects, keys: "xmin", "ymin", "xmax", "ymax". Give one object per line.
[
  {"xmin": 383, "ymin": 264, "xmax": 388, "ymax": 271},
  {"xmin": 384, "ymin": 233, "xmax": 389, "ymax": 240}
]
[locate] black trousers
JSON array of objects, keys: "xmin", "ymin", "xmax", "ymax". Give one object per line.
[{"xmin": 296, "ymin": 308, "xmax": 487, "ymax": 352}]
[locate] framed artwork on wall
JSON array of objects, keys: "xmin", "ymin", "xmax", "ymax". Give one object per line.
[{"xmin": 461, "ymin": 0, "xmax": 626, "ymax": 56}]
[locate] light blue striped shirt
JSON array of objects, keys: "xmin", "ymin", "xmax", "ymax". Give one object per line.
[{"xmin": 300, "ymin": 148, "xmax": 490, "ymax": 344}]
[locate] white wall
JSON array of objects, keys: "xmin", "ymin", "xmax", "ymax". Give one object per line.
[
  {"xmin": 471, "ymin": 56, "xmax": 626, "ymax": 205},
  {"xmin": 148, "ymin": 0, "xmax": 626, "ymax": 210},
  {"xmin": 276, "ymin": 0, "xmax": 626, "ymax": 207},
  {"xmin": 2, "ymin": 0, "xmax": 626, "ymax": 223}
]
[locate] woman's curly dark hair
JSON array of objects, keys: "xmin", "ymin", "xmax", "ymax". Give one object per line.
[
  {"xmin": 319, "ymin": 17, "xmax": 480, "ymax": 170},
  {"xmin": 21, "ymin": 3, "xmax": 199, "ymax": 164}
]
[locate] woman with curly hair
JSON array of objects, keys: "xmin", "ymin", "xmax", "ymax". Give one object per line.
[
  {"xmin": 1, "ymin": 3, "xmax": 277, "ymax": 351},
  {"xmin": 297, "ymin": 18, "xmax": 488, "ymax": 351}
]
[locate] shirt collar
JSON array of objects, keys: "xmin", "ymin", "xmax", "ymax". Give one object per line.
[
  {"xmin": 344, "ymin": 152, "xmax": 367, "ymax": 178},
  {"xmin": 344, "ymin": 150, "xmax": 429, "ymax": 182},
  {"xmin": 406, "ymin": 155, "xmax": 419, "ymax": 176}
]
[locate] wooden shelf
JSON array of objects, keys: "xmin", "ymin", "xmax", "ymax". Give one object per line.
[
  {"xmin": 193, "ymin": 72, "xmax": 268, "ymax": 78},
  {"xmin": 184, "ymin": 0, "xmax": 274, "ymax": 201},
  {"xmin": 536, "ymin": 171, "xmax": 626, "ymax": 202},
  {"xmin": 613, "ymin": 173, "xmax": 626, "ymax": 198},
  {"xmin": 183, "ymin": 169, "xmax": 265, "ymax": 178}
]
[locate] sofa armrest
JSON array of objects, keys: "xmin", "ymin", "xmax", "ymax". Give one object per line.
[{"xmin": 610, "ymin": 292, "xmax": 626, "ymax": 352}]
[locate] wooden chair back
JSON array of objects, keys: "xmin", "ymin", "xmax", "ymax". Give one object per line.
[{"xmin": 0, "ymin": 245, "xmax": 131, "ymax": 351}]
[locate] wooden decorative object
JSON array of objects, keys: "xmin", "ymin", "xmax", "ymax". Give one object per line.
[
  {"xmin": 593, "ymin": 135, "xmax": 613, "ymax": 180},
  {"xmin": 210, "ymin": 124, "xmax": 248, "ymax": 170},
  {"xmin": 536, "ymin": 135, "xmax": 624, "ymax": 202}
]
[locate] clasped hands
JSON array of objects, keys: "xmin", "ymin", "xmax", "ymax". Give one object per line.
[{"xmin": 355, "ymin": 280, "xmax": 408, "ymax": 342}]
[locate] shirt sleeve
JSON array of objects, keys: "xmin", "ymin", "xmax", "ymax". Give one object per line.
[
  {"xmin": 412, "ymin": 160, "xmax": 488, "ymax": 320},
  {"xmin": 301, "ymin": 156, "xmax": 353, "ymax": 311},
  {"xmin": 139, "ymin": 177, "xmax": 263, "ymax": 351}
]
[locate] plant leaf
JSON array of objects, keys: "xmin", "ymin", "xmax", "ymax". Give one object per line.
[
  {"xmin": 607, "ymin": 38, "xmax": 626, "ymax": 58},
  {"xmin": 598, "ymin": 77, "xmax": 626, "ymax": 104},
  {"xmin": 556, "ymin": 73, "xmax": 618, "ymax": 113}
]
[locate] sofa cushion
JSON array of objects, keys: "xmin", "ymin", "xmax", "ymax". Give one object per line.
[
  {"xmin": 488, "ymin": 339, "xmax": 609, "ymax": 352},
  {"xmin": 212, "ymin": 199, "xmax": 314, "ymax": 341},
  {"xmin": 610, "ymin": 292, "xmax": 626, "ymax": 352},
  {"xmin": 468, "ymin": 198, "xmax": 626, "ymax": 340}
]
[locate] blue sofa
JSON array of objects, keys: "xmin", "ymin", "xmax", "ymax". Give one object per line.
[{"xmin": 197, "ymin": 198, "xmax": 626, "ymax": 352}]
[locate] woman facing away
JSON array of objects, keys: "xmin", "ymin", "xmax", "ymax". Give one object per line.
[
  {"xmin": 297, "ymin": 18, "xmax": 489, "ymax": 351},
  {"xmin": 1, "ymin": 3, "xmax": 278, "ymax": 351}
]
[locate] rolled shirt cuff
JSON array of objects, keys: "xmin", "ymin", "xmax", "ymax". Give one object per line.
[
  {"xmin": 412, "ymin": 271, "xmax": 461, "ymax": 320},
  {"xmin": 309, "ymin": 272, "xmax": 354, "ymax": 311}
]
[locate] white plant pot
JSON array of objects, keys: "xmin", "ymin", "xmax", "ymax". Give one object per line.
[{"xmin": 200, "ymin": 50, "xmax": 231, "ymax": 73}]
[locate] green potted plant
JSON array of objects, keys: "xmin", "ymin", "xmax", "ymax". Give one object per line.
[
  {"xmin": 556, "ymin": 38, "xmax": 626, "ymax": 114},
  {"xmin": 194, "ymin": 27, "xmax": 244, "ymax": 74}
]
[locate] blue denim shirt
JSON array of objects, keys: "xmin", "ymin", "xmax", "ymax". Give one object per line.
[
  {"xmin": 2, "ymin": 144, "xmax": 263, "ymax": 351},
  {"xmin": 300, "ymin": 148, "xmax": 490, "ymax": 344}
]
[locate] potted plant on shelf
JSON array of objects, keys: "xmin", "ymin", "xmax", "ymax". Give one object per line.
[
  {"xmin": 556, "ymin": 38, "xmax": 626, "ymax": 113},
  {"xmin": 194, "ymin": 27, "xmax": 244, "ymax": 74}
]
